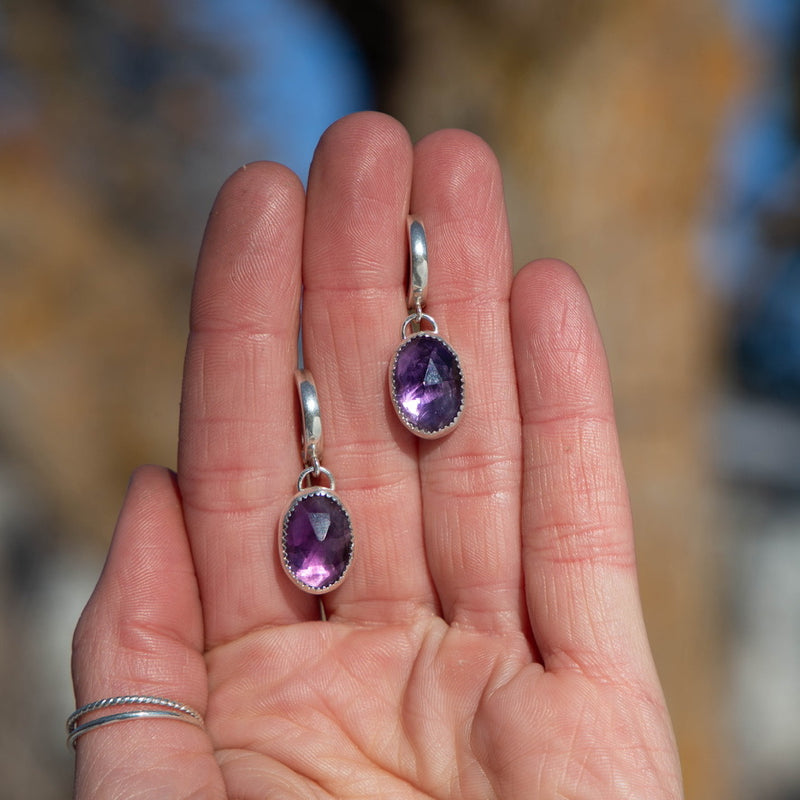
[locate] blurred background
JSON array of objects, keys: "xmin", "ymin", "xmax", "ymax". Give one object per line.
[{"xmin": 1, "ymin": 0, "xmax": 799, "ymax": 797}]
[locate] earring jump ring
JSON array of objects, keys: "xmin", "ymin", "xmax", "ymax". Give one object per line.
[
  {"xmin": 401, "ymin": 311, "xmax": 439, "ymax": 340},
  {"xmin": 297, "ymin": 464, "xmax": 336, "ymax": 492}
]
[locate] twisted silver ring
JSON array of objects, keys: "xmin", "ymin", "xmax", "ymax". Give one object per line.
[{"xmin": 67, "ymin": 695, "xmax": 204, "ymax": 749}]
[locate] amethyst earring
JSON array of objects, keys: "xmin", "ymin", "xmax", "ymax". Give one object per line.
[
  {"xmin": 279, "ymin": 370, "xmax": 354, "ymax": 594},
  {"xmin": 389, "ymin": 217, "xmax": 465, "ymax": 438}
]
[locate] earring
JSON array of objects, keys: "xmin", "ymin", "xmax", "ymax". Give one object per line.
[
  {"xmin": 279, "ymin": 370, "xmax": 354, "ymax": 594},
  {"xmin": 389, "ymin": 217, "xmax": 465, "ymax": 438}
]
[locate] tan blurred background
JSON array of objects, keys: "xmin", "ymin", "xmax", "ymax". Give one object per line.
[{"xmin": 2, "ymin": 0, "xmax": 800, "ymax": 797}]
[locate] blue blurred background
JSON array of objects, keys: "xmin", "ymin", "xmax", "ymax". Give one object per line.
[{"xmin": 1, "ymin": 0, "xmax": 800, "ymax": 797}]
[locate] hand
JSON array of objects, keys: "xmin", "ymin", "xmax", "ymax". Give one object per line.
[{"xmin": 71, "ymin": 112, "xmax": 684, "ymax": 799}]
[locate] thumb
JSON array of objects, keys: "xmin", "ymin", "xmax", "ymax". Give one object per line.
[{"xmin": 70, "ymin": 465, "xmax": 223, "ymax": 798}]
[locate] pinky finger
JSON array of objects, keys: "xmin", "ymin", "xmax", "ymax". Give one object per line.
[{"xmin": 70, "ymin": 466, "xmax": 223, "ymax": 798}]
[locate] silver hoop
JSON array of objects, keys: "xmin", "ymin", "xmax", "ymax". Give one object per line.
[
  {"xmin": 67, "ymin": 695, "xmax": 204, "ymax": 749},
  {"xmin": 407, "ymin": 216, "xmax": 429, "ymax": 311},
  {"xmin": 296, "ymin": 370, "xmax": 323, "ymax": 465}
]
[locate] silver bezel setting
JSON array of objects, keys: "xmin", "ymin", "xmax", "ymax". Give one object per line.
[
  {"xmin": 389, "ymin": 331, "xmax": 465, "ymax": 439},
  {"xmin": 279, "ymin": 488, "xmax": 354, "ymax": 595}
]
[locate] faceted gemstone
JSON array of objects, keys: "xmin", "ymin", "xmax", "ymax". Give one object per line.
[
  {"xmin": 281, "ymin": 491, "xmax": 353, "ymax": 592},
  {"xmin": 392, "ymin": 333, "xmax": 464, "ymax": 436}
]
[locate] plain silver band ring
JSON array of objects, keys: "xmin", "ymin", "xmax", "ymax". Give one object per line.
[{"xmin": 67, "ymin": 709, "xmax": 205, "ymax": 748}]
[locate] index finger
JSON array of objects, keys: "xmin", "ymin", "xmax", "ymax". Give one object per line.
[{"xmin": 178, "ymin": 162, "xmax": 318, "ymax": 646}]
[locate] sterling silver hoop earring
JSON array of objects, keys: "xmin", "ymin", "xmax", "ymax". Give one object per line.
[
  {"xmin": 389, "ymin": 217, "xmax": 465, "ymax": 438},
  {"xmin": 279, "ymin": 370, "xmax": 354, "ymax": 594}
]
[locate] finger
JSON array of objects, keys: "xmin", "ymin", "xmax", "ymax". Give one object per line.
[
  {"xmin": 71, "ymin": 466, "xmax": 222, "ymax": 798},
  {"xmin": 410, "ymin": 130, "xmax": 527, "ymax": 637},
  {"xmin": 300, "ymin": 112, "xmax": 436, "ymax": 623},
  {"xmin": 511, "ymin": 259, "xmax": 656, "ymax": 679},
  {"xmin": 178, "ymin": 162, "xmax": 318, "ymax": 645}
]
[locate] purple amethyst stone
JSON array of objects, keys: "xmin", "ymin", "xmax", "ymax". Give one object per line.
[
  {"xmin": 281, "ymin": 490, "xmax": 353, "ymax": 592},
  {"xmin": 391, "ymin": 333, "xmax": 464, "ymax": 437}
]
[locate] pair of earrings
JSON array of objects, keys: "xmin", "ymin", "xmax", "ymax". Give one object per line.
[{"xmin": 279, "ymin": 218, "xmax": 465, "ymax": 594}]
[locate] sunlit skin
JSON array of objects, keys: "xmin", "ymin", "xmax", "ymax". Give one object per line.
[{"xmin": 71, "ymin": 112, "xmax": 684, "ymax": 799}]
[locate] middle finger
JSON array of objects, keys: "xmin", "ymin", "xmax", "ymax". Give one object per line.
[{"xmin": 301, "ymin": 112, "xmax": 436, "ymax": 623}]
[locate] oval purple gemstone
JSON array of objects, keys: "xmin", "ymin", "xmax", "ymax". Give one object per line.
[
  {"xmin": 391, "ymin": 333, "xmax": 464, "ymax": 437},
  {"xmin": 281, "ymin": 490, "xmax": 353, "ymax": 592}
]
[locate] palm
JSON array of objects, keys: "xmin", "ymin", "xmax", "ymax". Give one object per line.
[
  {"xmin": 71, "ymin": 113, "xmax": 683, "ymax": 799},
  {"xmin": 208, "ymin": 617, "xmax": 677, "ymax": 798}
]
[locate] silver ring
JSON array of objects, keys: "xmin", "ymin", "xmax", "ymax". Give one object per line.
[
  {"xmin": 67, "ymin": 695, "xmax": 204, "ymax": 749},
  {"xmin": 401, "ymin": 312, "xmax": 438, "ymax": 340},
  {"xmin": 297, "ymin": 464, "xmax": 336, "ymax": 492}
]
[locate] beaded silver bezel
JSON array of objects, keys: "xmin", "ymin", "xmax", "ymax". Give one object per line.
[
  {"xmin": 279, "ymin": 487, "xmax": 354, "ymax": 595},
  {"xmin": 389, "ymin": 331, "xmax": 465, "ymax": 440}
]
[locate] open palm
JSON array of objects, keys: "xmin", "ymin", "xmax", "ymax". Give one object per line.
[{"xmin": 71, "ymin": 112, "xmax": 683, "ymax": 799}]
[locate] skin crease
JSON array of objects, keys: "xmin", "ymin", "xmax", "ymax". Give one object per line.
[{"xmin": 71, "ymin": 111, "xmax": 685, "ymax": 799}]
